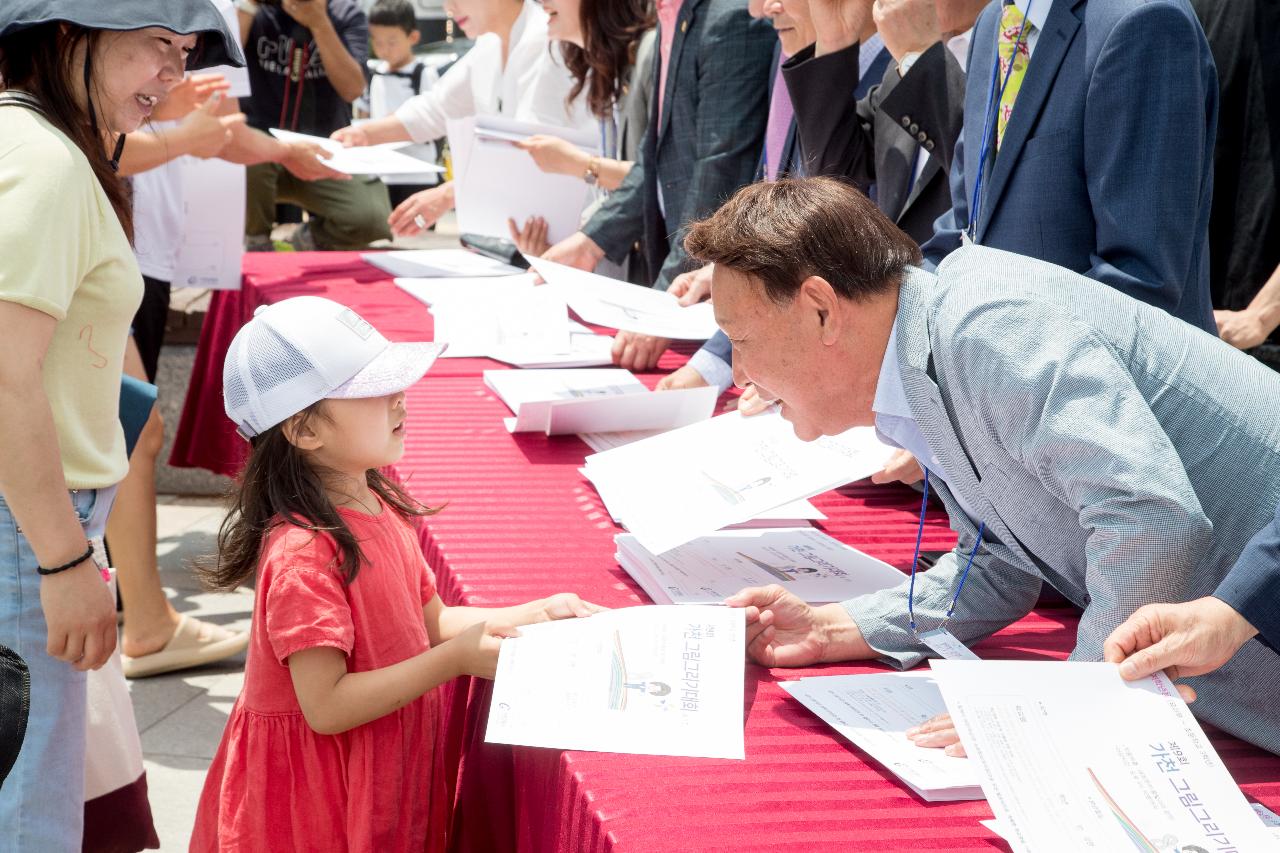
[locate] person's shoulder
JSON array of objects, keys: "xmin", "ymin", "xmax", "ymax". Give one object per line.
[
  {"xmin": 261, "ymin": 521, "xmax": 343, "ymax": 579},
  {"xmin": 328, "ymin": 0, "xmax": 369, "ymax": 26},
  {"xmin": 1085, "ymin": 0, "xmax": 1203, "ymax": 42},
  {"xmin": 0, "ymin": 109, "xmax": 91, "ymax": 200}
]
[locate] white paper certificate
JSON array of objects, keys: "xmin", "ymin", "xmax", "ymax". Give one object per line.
[
  {"xmin": 486, "ymin": 605, "xmax": 746, "ymax": 759},
  {"xmin": 780, "ymin": 673, "xmax": 984, "ymax": 801},
  {"xmin": 930, "ymin": 661, "xmax": 1276, "ymax": 852}
]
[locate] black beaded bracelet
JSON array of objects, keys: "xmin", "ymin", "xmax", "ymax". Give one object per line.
[{"xmin": 37, "ymin": 542, "xmax": 95, "ymax": 576}]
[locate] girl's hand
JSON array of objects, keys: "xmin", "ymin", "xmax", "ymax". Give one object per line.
[
  {"xmin": 532, "ymin": 593, "xmax": 606, "ymax": 622},
  {"xmin": 507, "ymin": 216, "xmax": 551, "ymax": 256},
  {"xmin": 388, "ymin": 183, "xmax": 454, "ymax": 236},
  {"xmin": 449, "ymin": 620, "xmax": 519, "ymax": 680}
]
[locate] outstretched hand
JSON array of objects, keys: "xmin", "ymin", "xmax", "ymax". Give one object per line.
[{"xmin": 724, "ymin": 585, "xmax": 829, "ymax": 667}]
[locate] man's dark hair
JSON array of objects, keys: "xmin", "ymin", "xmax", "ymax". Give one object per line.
[
  {"xmin": 369, "ymin": 0, "xmax": 417, "ymax": 33},
  {"xmin": 685, "ymin": 177, "xmax": 923, "ymax": 304}
]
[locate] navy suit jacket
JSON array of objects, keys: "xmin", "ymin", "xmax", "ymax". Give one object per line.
[
  {"xmin": 1217, "ymin": 504, "xmax": 1280, "ymax": 652},
  {"xmin": 922, "ymin": 0, "xmax": 1218, "ymax": 333}
]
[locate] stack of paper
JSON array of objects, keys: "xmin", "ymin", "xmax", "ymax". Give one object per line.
[
  {"xmin": 365, "ymin": 249, "xmax": 523, "ymax": 278},
  {"xmin": 486, "ymin": 605, "xmax": 746, "ymax": 759},
  {"xmin": 582, "ymin": 409, "xmax": 896, "ymax": 554},
  {"xmin": 484, "ymin": 368, "xmax": 717, "ymax": 435},
  {"xmin": 269, "ymin": 129, "xmax": 445, "ymax": 176},
  {"xmin": 615, "ymin": 528, "xmax": 905, "ymax": 606},
  {"xmin": 781, "ymin": 673, "xmax": 984, "ymax": 801},
  {"xmin": 930, "ymin": 660, "xmax": 1277, "ymax": 852},
  {"xmin": 450, "ymin": 116, "xmax": 599, "ymax": 244},
  {"xmin": 395, "ymin": 276, "xmax": 615, "ymax": 367},
  {"xmin": 526, "ymin": 256, "xmax": 720, "ymax": 340}
]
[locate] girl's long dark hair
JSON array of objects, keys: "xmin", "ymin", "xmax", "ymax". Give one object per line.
[
  {"xmin": 562, "ymin": 0, "xmax": 655, "ymax": 120},
  {"xmin": 0, "ymin": 22, "xmax": 134, "ymax": 241},
  {"xmin": 200, "ymin": 403, "xmax": 441, "ymax": 591}
]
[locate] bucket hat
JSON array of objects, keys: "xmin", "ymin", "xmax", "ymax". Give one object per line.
[{"xmin": 0, "ymin": 0, "xmax": 245, "ymax": 70}]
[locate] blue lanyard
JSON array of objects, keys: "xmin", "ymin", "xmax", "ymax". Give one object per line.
[
  {"xmin": 907, "ymin": 469, "xmax": 987, "ymax": 633},
  {"xmin": 966, "ymin": 0, "xmax": 1036, "ymax": 242}
]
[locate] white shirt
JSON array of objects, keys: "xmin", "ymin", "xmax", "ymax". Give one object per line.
[
  {"xmin": 394, "ymin": 0, "xmax": 593, "ymax": 142},
  {"xmin": 871, "ymin": 318, "xmax": 980, "ymax": 523},
  {"xmin": 359, "ymin": 57, "xmax": 442, "ymax": 185},
  {"xmin": 1011, "ymin": 0, "xmax": 1048, "ymax": 59}
]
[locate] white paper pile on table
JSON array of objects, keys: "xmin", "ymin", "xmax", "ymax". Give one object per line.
[
  {"xmin": 486, "ymin": 605, "xmax": 746, "ymax": 759},
  {"xmin": 268, "ymin": 129, "xmax": 445, "ymax": 176},
  {"xmin": 780, "ymin": 672, "xmax": 985, "ymax": 802},
  {"xmin": 930, "ymin": 660, "xmax": 1277, "ymax": 853},
  {"xmin": 484, "ymin": 368, "xmax": 717, "ymax": 436},
  {"xmin": 615, "ymin": 528, "xmax": 905, "ymax": 606},
  {"xmin": 581, "ymin": 409, "xmax": 896, "ymax": 554},
  {"xmin": 525, "ymin": 256, "xmax": 720, "ymax": 340},
  {"xmin": 394, "ymin": 275, "xmax": 615, "ymax": 368},
  {"xmin": 450, "ymin": 116, "xmax": 599, "ymax": 244},
  {"xmin": 364, "ymin": 249, "xmax": 524, "ymax": 278}
]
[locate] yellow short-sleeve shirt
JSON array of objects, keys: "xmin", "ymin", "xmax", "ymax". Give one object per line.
[{"xmin": 0, "ymin": 106, "xmax": 143, "ymax": 489}]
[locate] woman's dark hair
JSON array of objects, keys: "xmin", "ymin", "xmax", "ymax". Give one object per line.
[
  {"xmin": 200, "ymin": 402, "xmax": 442, "ymax": 591},
  {"xmin": 685, "ymin": 176, "xmax": 924, "ymax": 304},
  {"xmin": 562, "ymin": 0, "xmax": 655, "ymax": 120},
  {"xmin": 0, "ymin": 22, "xmax": 134, "ymax": 241}
]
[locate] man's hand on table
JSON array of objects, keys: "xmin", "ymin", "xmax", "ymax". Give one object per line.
[
  {"xmin": 871, "ymin": 449, "xmax": 925, "ymax": 486},
  {"xmin": 543, "ymin": 231, "xmax": 606, "ymax": 271},
  {"xmin": 612, "ymin": 331, "xmax": 671, "ymax": 371},
  {"xmin": 906, "ymin": 713, "xmax": 967, "ymax": 757},
  {"xmin": 656, "ymin": 363, "xmax": 709, "ymax": 392},
  {"xmin": 724, "ymin": 585, "xmax": 874, "ymax": 667}
]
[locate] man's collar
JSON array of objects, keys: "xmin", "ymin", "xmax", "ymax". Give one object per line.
[
  {"xmin": 871, "ymin": 315, "xmax": 914, "ymax": 420},
  {"xmin": 1011, "ymin": 0, "xmax": 1051, "ymax": 32}
]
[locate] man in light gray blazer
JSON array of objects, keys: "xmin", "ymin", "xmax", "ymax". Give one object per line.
[{"xmin": 688, "ymin": 177, "xmax": 1280, "ymax": 756}]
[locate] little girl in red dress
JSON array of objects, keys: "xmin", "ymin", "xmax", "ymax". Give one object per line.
[{"xmin": 191, "ymin": 297, "xmax": 599, "ymax": 852}]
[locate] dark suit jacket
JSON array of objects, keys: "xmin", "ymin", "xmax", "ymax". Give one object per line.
[
  {"xmin": 1217, "ymin": 503, "xmax": 1280, "ymax": 652},
  {"xmin": 703, "ymin": 43, "xmax": 892, "ymax": 365},
  {"xmin": 581, "ymin": 0, "xmax": 775, "ymax": 291},
  {"xmin": 785, "ymin": 40, "xmax": 961, "ymax": 246},
  {"xmin": 922, "ymin": 0, "xmax": 1218, "ymax": 333}
]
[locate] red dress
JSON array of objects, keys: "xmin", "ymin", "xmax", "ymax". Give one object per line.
[{"xmin": 192, "ymin": 501, "xmax": 448, "ymax": 852}]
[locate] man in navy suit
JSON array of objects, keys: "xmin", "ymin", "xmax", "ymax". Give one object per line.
[{"xmin": 920, "ymin": 0, "xmax": 1218, "ymax": 332}]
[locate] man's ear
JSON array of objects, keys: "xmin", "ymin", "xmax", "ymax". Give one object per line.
[
  {"xmin": 281, "ymin": 411, "xmax": 323, "ymax": 451},
  {"xmin": 409, "ymin": 29, "xmax": 422, "ymax": 46},
  {"xmin": 798, "ymin": 275, "xmax": 842, "ymax": 345}
]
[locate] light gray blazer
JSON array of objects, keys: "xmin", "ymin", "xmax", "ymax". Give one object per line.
[{"xmin": 846, "ymin": 245, "xmax": 1280, "ymax": 755}]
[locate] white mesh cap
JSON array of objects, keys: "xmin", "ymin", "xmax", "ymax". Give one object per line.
[{"xmin": 223, "ymin": 296, "xmax": 445, "ymax": 439}]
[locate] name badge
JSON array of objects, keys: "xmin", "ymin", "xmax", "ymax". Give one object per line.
[{"xmin": 918, "ymin": 627, "xmax": 980, "ymax": 661}]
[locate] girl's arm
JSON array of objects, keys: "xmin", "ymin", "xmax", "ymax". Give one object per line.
[
  {"xmin": 424, "ymin": 593, "xmax": 604, "ymax": 646},
  {"xmin": 515, "ymin": 135, "xmax": 633, "ymax": 192},
  {"xmin": 288, "ymin": 619, "xmax": 511, "ymax": 735}
]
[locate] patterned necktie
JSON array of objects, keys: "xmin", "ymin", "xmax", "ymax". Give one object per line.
[{"xmin": 996, "ymin": 3, "xmax": 1033, "ymax": 149}]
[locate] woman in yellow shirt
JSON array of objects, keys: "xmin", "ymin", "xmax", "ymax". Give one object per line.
[{"xmin": 0, "ymin": 3, "xmax": 242, "ymax": 848}]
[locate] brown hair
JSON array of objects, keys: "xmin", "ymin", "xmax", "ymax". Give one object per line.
[
  {"xmin": 562, "ymin": 0, "xmax": 655, "ymax": 120},
  {"xmin": 0, "ymin": 22, "xmax": 134, "ymax": 241},
  {"xmin": 685, "ymin": 177, "xmax": 923, "ymax": 304},
  {"xmin": 199, "ymin": 402, "xmax": 442, "ymax": 591}
]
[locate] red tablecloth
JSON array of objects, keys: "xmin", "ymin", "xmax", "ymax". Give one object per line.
[{"xmin": 174, "ymin": 254, "xmax": 1280, "ymax": 852}]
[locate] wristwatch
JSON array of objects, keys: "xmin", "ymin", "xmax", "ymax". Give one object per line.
[{"xmin": 583, "ymin": 156, "xmax": 600, "ymax": 186}]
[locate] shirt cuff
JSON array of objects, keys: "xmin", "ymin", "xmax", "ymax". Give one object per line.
[{"xmin": 688, "ymin": 348, "xmax": 734, "ymax": 394}]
